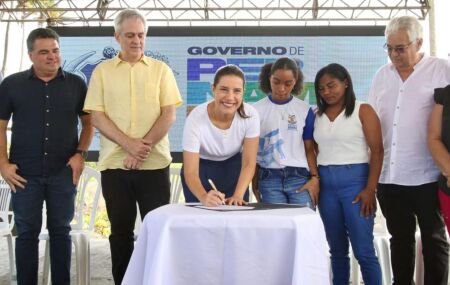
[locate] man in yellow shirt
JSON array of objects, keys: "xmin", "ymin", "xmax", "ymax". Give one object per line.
[{"xmin": 83, "ymin": 8, "xmax": 182, "ymax": 284}]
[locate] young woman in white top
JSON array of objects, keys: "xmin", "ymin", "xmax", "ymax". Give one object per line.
[
  {"xmin": 252, "ymin": 57, "xmax": 319, "ymax": 208},
  {"xmin": 181, "ymin": 64, "xmax": 260, "ymax": 207},
  {"xmin": 314, "ymin": 63, "xmax": 383, "ymax": 285}
]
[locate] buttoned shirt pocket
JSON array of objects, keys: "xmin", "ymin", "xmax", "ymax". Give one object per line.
[{"xmin": 145, "ymin": 83, "xmax": 160, "ymax": 103}]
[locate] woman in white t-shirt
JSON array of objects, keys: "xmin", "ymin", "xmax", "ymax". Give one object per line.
[
  {"xmin": 181, "ymin": 64, "xmax": 260, "ymax": 207},
  {"xmin": 314, "ymin": 63, "xmax": 383, "ymax": 285}
]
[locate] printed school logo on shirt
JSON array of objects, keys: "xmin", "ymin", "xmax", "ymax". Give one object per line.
[
  {"xmin": 287, "ymin": 114, "xmax": 297, "ymax": 130},
  {"xmin": 258, "ymin": 129, "xmax": 285, "ymax": 166}
]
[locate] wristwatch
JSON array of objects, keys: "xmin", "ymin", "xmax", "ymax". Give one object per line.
[{"xmin": 75, "ymin": 149, "xmax": 88, "ymax": 160}]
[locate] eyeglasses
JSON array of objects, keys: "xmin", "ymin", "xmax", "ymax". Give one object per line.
[{"xmin": 383, "ymin": 40, "xmax": 415, "ymax": 54}]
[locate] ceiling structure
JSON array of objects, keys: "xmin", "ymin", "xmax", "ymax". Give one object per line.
[{"xmin": 0, "ymin": 0, "xmax": 430, "ymax": 26}]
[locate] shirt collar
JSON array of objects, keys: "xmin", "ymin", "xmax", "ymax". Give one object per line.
[
  {"xmin": 27, "ymin": 66, "xmax": 66, "ymax": 80},
  {"xmin": 268, "ymin": 94, "xmax": 294, "ymax": 105},
  {"xmin": 113, "ymin": 53, "xmax": 149, "ymax": 66},
  {"xmin": 388, "ymin": 52, "xmax": 428, "ymax": 71},
  {"xmin": 412, "ymin": 53, "xmax": 427, "ymax": 70}
]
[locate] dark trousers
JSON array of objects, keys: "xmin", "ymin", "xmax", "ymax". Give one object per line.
[
  {"xmin": 101, "ymin": 167, "xmax": 170, "ymax": 285},
  {"xmin": 377, "ymin": 182, "xmax": 449, "ymax": 285},
  {"xmin": 180, "ymin": 152, "xmax": 249, "ymax": 202},
  {"xmin": 11, "ymin": 166, "xmax": 75, "ymax": 285}
]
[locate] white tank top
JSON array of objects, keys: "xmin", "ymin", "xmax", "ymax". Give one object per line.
[{"xmin": 314, "ymin": 101, "xmax": 369, "ymax": 166}]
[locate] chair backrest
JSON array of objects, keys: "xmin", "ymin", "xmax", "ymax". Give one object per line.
[
  {"xmin": 134, "ymin": 205, "xmax": 141, "ymax": 239},
  {"xmin": 374, "ymin": 199, "xmax": 388, "ymax": 235},
  {"xmin": 134, "ymin": 168, "xmax": 182, "ymax": 240},
  {"xmin": 0, "ymin": 179, "xmax": 13, "ymax": 230},
  {"xmin": 71, "ymin": 166, "xmax": 102, "ymax": 232},
  {"xmin": 248, "ymin": 182, "xmax": 257, "ymax": 203},
  {"xmin": 169, "ymin": 168, "xmax": 184, "ymax": 204}
]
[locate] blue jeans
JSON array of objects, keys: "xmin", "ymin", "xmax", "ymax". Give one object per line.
[
  {"xmin": 318, "ymin": 163, "xmax": 381, "ymax": 285},
  {"xmin": 258, "ymin": 166, "xmax": 313, "ymax": 208},
  {"xmin": 11, "ymin": 166, "xmax": 76, "ymax": 285}
]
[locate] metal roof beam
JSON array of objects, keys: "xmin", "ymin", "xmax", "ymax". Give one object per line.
[{"xmin": 0, "ymin": 0, "xmax": 431, "ymax": 25}]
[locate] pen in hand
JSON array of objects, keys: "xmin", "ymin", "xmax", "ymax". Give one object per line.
[{"xmin": 208, "ymin": 179, "xmax": 225, "ymax": 205}]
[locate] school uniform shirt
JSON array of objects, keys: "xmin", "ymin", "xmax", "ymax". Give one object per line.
[{"xmin": 253, "ymin": 95, "xmax": 314, "ymax": 169}]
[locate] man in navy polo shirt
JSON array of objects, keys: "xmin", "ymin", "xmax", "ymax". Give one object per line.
[{"xmin": 0, "ymin": 28, "xmax": 93, "ymax": 285}]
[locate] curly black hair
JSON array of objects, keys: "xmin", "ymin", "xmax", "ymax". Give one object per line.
[{"xmin": 258, "ymin": 57, "xmax": 303, "ymax": 95}]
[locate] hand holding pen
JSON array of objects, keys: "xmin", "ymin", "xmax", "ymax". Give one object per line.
[{"xmin": 208, "ymin": 179, "xmax": 226, "ymax": 206}]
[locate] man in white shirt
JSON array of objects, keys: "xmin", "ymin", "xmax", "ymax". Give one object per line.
[{"xmin": 369, "ymin": 16, "xmax": 450, "ymax": 285}]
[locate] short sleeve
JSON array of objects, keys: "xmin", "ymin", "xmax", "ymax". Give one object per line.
[
  {"xmin": 159, "ymin": 63, "xmax": 183, "ymax": 107},
  {"xmin": 0, "ymin": 78, "xmax": 12, "ymax": 120},
  {"xmin": 75, "ymin": 75, "xmax": 89, "ymax": 116},
  {"xmin": 367, "ymin": 70, "xmax": 381, "ymax": 115},
  {"xmin": 302, "ymin": 108, "xmax": 315, "ymax": 140},
  {"xmin": 244, "ymin": 104, "xmax": 260, "ymax": 138},
  {"xmin": 434, "ymin": 85, "xmax": 450, "ymax": 105},
  {"xmin": 83, "ymin": 66, "xmax": 105, "ymax": 113},
  {"xmin": 182, "ymin": 110, "xmax": 201, "ymax": 153}
]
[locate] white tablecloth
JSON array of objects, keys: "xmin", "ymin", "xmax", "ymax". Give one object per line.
[{"xmin": 122, "ymin": 204, "xmax": 330, "ymax": 285}]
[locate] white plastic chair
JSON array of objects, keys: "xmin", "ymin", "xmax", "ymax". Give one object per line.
[
  {"xmin": 0, "ymin": 179, "xmax": 15, "ymax": 284},
  {"xmin": 373, "ymin": 234, "xmax": 392, "ymax": 285},
  {"xmin": 350, "ymin": 249, "xmax": 361, "ymax": 285},
  {"xmin": 40, "ymin": 166, "xmax": 102, "ymax": 285},
  {"xmin": 414, "ymin": 232, "xmax": 424, "ymax": 285},
  {"xmin": 135, "ymin": 167, "xmax": 183, "ymax": 240},
  {"xmin": 373, "ymin": 206, "xmax": 393, "ymax": 285},
  {"xmin": 349, "ymin": 237, "xmax": 391, "ymax": 285},
  {"xmin": 248, "ymin": 182, "xmax": 258, "ymax": 203},
  {"xmin": 349, "ymin": 203, "xmax": 393, "ymax": 285},
  {"xmin": 411, "ymin": 227, "xmax": 450, "ymax": 285},
  {"xmin": 170, "ymin": 168, "xmax": 184, "ymax": 204},
  {"xmin": 134, "ymin": 207, "xmax": 142, "ymax": 241}
]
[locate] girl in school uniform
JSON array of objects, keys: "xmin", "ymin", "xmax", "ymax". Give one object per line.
[{"xmin": 252, "ymin": 57, "xmax": 319, "ymax": 208}]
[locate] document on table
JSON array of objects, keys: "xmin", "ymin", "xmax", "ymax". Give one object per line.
[
  {"xmin": 187, "ymin": 203, "xmax": 305, "ymax": 211},
  {"xmin": 192, "ymin": 205, "xmax": 255, "ymax": 211}
]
